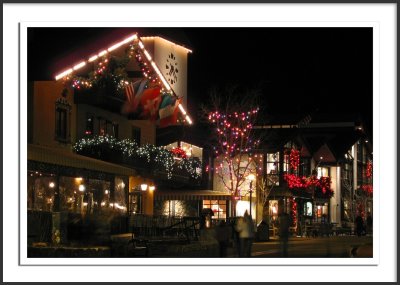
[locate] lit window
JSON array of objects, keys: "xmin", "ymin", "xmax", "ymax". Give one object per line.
[
  {"xmin": 202, "ymin": 200, "xmax": 226, "ymax": 219},
  {"xmin": 317, "ymin": 167, "xmax": 329, "ymax": 178}
]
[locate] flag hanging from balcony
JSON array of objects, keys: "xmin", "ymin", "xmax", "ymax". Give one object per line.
[
  {"xmin": 121, "ymin": 79, "xmax": 148, "ymax": 114},
  {"xmin": 138, "ymin": 86, "xmax": 162, "ymax": 121},
  {"xmin": 158, "ymin": 95, "xmax": 181, "ymax": 128}
]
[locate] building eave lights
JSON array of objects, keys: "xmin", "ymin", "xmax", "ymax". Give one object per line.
[
  {"xmin": 141, "ymin": 36, "xmax": 193, "ymax": 53},
  {"xmin": 54, "ymin": 32, "xmax": 192, "ymax": 125}
]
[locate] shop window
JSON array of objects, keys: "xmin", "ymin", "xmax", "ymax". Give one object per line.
[
  {"xmin": 114, "ymin": 177, "xmax": 127, "ymax": 213},
  {"xmin": 27, "ymin": 171, "xmax": 56, "ymax": 211},
  {"xmin": 129, "ymin": 192, "xmax": 142, "ymax": 214},
  {"xmin": 203, "ymin": 200, "xmax": 227, "ymax": 219},
  {"xmin": 269, "ymin": 200, "xmax": 279, "ymax": 221},
  {"xmin": 304, "ymin": 201, "xmax": 313, "ymax": 217},
  {"xmin": 315, "ymin": 203, "xmax": 328, "ymax": 222},
  {"xmin": 54, "ymin": 98, "xmax": 71, "ymax": 143}
]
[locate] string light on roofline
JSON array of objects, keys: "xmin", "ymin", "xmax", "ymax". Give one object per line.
[
  {"xmin": 54, "ymin": 33, "xmax": 192, "ymax": 125},
  {"xmin": 54, "ymin": 34, "xmax": 138, "ymax": 80}
]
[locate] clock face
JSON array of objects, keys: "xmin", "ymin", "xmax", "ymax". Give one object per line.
[{"xmin": 165, "ymin": 53, "xmax": 178, "ymax": 85}]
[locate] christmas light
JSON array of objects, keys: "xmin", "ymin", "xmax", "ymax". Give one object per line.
[
  {"xmin": 55, "ymin": 68, "xmax": 73, "ymax": 80},
  {"xmin": 98, "ymin": 50, "xmax": 108, "ymax": 57},
  {"xmin": 73, "ymin": 61, "xmax": 86, "ymax": 71},
  {"xmin": 73, "ymin": 135, "xmax": 201, "ymax": 180}
]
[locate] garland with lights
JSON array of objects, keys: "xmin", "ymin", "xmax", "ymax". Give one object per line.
[
  {"xmin": 63, "ymin": 39, "xmax": 171, "ymax": 97},
  {"xmin": 283, "ymin": 148, "xmax": 333, "ymax": 199},
  {"xmin": 73, "ymin": 135, "xmax": 201, "ymax": 179},
  {"xmin": 289, "ymin": 197, "xmax": 297, "ymax": 227},
  {"xmin": 284, "ymin": 174, "xmax": 333, "ymax": 199},
  {"xmin": 289, "ymin": 149, "xmax": 300, "ymax": 171}
]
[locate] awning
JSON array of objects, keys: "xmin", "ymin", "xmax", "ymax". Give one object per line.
[
  {"xmin": 28, "ymin": 144, "xmax": 136, "ymax": 177},
  {"xmin": 155, "ymin": 190, "xmax": 232, "ymax": 201}
]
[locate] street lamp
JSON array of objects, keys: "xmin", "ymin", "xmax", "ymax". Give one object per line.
[{"xmin": 247, "ymin": 174, "xmax": 256, "ymax": 217}]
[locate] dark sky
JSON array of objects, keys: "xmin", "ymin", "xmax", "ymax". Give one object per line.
[{"xmin": 28, "ymin": 27, "xmax": 373, "ymax": 134}]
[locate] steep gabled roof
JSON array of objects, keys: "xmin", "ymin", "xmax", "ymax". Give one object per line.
[{"xmin": 54, "ymin": 33, "xmax": 192, "ymax": 124}]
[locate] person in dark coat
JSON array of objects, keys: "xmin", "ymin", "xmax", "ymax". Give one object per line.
[
  {"xmin": 278, "ymin": 213, "xmax": 290, "ymax": 257},
  {"xmin": 366, "ymin": 212, "xmax": 373, "ymax": 234},
  {"xmin": 355, "ymin": 215, "xmax": 365, "ymax": 236},
  {"xmin": 215, "ymin": 220, "xmax": 231, "ymax": 257}
]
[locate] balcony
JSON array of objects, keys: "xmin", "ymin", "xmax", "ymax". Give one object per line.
[
  {"xmin": 74, "ymin": 86, "xmax": 125, "ymax": 115},
  {"xmin": 73, "ymin": 136, "xmax": 202, "ymax": 186}
]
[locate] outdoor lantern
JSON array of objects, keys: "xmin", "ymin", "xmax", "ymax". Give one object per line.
[
  {"xmin": 149, "ymin": 185, "xmax": 156, "ymax": 191},
  {"xmin": 140, "ymin": 184, "xmax": 148, "ymax": 191},
  {"xmin": 79, "ymin": 184, "xmax": 85, "ymax": 192},
  {"xmin": 49, "ymin": 182, "xmax": 55, "ymax": 188}
]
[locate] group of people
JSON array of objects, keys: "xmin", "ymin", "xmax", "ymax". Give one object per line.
[{"xmin": 214, "ymin": 210, "xmax": 255, "ymax": 257}]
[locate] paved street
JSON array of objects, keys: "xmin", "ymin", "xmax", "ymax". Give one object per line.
[{"xmin": 229, "ymin": 236, "xmax": 373, "ymax": 258}]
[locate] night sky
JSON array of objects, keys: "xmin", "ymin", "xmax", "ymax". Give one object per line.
[{"xmin": 28, "ymin": 27, "xmax": 373, "ymax": 134}]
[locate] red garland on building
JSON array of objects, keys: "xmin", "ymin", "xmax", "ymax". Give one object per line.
[
  {"xmin": 284, "ymin": 173, "xmax": 334, "ymax": 199},
  {"xmin": 289, "ymin": 197, "xmax": 297, "ymax": 227},
  {"xmin": 361, "ymin": 185, "xmax": 373, "ymax": 194},
  {"xmin": 289, "ymin": 149, "xmax": 300, "ymax": 170}
]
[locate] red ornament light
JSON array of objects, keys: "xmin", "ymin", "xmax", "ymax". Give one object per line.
[{"xmin": 171, "ymin": 147, "xmax": 187, "ymax": 159}]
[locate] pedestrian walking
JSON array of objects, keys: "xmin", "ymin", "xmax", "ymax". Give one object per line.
[
  {"xmin": 215, "ymin": 220, "xmax": 230, "ymax": 257},
  {"xmin": 355, "ymin": 214, "xmax": 365, "ymax": 237},
  {"xmin": 366, "ymin": 212, "xmax": 373, "ymax": 234},
  {"xmin": 235, "ymin": 210, "xmax": 255, "ymax": 257},
  {"xmin": 279, "ymin": 213, "xmax": 290, "ymax": 257}
]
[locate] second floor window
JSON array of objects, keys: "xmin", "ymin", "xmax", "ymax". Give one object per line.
[
  {"xmin": 98, "ymin": 118, "xmax": 119, "ymax": 138},
  {"xmin": 55, "ymin": 98, "xmax": 71, "ymax": 143},
  {"xmin": 266, "ymin": 152, "xmax": 279, "ymax": 186},
  {"xmin": 317, "ymin": 167, "xmax": 329, "ymax": 178},
  {"xmin": 55, "ymin": 108, "xmax": 67, "ymax": 139},
  {"xmin": 300, "ymin": 158, "xmax": 310, "ymax": 177},
  {"xmin": 85, "ymin": 114, "xmax": 94, "ymax": 135},
  {"xmin": 132, "ymin": 127, "xmax": 141, "ymax": 145}
]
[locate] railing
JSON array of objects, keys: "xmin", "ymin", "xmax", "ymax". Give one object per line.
[{"xmin": 128, "ymin": 214, "xmax": 200, "ymax": 241}]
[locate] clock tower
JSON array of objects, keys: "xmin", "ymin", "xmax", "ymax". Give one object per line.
[{"xmin": 141, "ymin": 36, "xmax": 191, "ymax": 111}]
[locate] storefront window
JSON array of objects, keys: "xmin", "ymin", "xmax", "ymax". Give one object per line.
[
  {"xmin": 269, "ymin": 200, "xmax": 279, "ymax": 222},
  {"xmin": 129, "ymin": 192, "xmax": 142, "ymax": 214},
  {"xmin": 315, "ymin": 203, "xmax": 328, "ymax": 222},
  {"xmin": 304, "ymin": 201, "xmax": 313, "ymax": 217},
  {"xmin": 86, "ymin": 179, "xmax": 111, "ymax": 214},
  {"xmin": 27, "ymin": 171, "xmax": 56, "ymax": 211},
  {"xmin": 203, "ymin": 200, "xmax": 227, "ymax": 219},
  {"xmin": 114, "ymin": 177, "xmax": 127, "ymax": 213},
  {"xmin": 59, "ymin": 176, "xmax": 80, "ymax": 213}
]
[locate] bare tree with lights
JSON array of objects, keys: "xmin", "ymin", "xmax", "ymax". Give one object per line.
[{"xmin": 204, "ymin": 87, "xmax": 265, "ymax": 217}]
